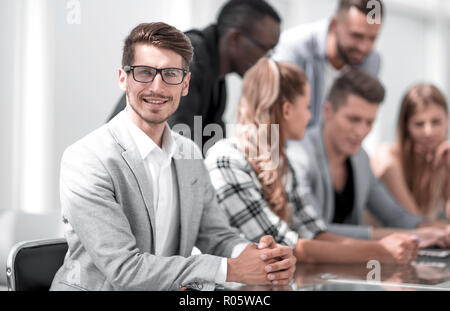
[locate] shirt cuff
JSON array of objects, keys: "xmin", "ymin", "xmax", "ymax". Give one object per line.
[{"xmin": 214, "ymin": 242, "xmax": 250, "ymax": 284}]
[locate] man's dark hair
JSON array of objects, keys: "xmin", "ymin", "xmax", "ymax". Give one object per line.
[
  {"xmin": 122, "ymin": 22, "xmax": 193, "ymax": 69},
  {"xmin": 337, "ymin": 0, "xmax": 384, "ymax": 18},
  {"xmin": 217, "ymin": 0, "xmax": 281, "ymax": 37},
  {"xmin": 327, "ymin": 67, "xmax": 385, "ymax": 110}
]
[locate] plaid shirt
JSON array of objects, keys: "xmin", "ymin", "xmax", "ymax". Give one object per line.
[{"xmin": 205, "ymin": 139, "xmax": 327, "ymax": 248}]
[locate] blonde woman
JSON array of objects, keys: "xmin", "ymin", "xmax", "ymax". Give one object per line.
[
  {"xmin": 205, "ymin": 58, "xmax": 420, "ymax": 264},
  {"xmin": 371, "ymin": 84, "xmax": 450, "ymax": 222}
]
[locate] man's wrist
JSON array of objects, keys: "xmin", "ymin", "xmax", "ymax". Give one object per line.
[
  {"xmin": 374, "ymin": 239, "xmax": 390, "ymax": 262},
  {"xmin": 226, "ymin": 258, "xmax": 239, "ymax": 283}
]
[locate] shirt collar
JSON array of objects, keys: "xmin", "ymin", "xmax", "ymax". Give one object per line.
[{"xmin": 122, "ymin": 107, "xmax": 177, "ymax": 161}]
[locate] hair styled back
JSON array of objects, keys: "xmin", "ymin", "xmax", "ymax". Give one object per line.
[
  {"xmin": 397, "ymin": 84, "xmax": 449, "ymax": 213},
  {"xmin": 217, "ymin": 0, "xmax": 281, "ymax": 37},
  {"xmin": 122, "ymin": 22, "xmax": 193, "ymax": 69},
  {"xmin": 327, "ymin": 67, "xmax": 385, "ymax": 110},
  {"xmin": 236, "ymin": 57, "xmax": 308, "ymax": 222},
  {"xmin": 337, "ymin": 0, "xmax": 384, "ymax": 18}
]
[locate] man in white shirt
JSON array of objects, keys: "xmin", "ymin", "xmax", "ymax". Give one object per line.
[
  {"xmin": 273, "ymin": 0, "xmax": 384, "ymax": 128},
  {"xmin": 50, "ymin": 22, "xmax": 296, "ymax": 291}
]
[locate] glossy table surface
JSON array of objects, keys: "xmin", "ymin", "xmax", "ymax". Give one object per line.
[{"xmin": 226, "ymin": 249, "xmax": 450, "ymax": 291}]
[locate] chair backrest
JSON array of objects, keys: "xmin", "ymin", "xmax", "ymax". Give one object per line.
[
  {"xmin": 0, "ymin": 209, "xmax": 64, "ymax": 286},
  {"xmin": 6, "ymin": 238, "xmax": 68, "ymax": 291}
]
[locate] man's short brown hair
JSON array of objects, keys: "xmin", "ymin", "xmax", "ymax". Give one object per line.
[
  {"xmin": 337, "ymin": 0, "xmax": 384, "ymax": 18},
  {"xmin": 327, "ymin": 67, "xmax": 385, "ymax": 110},
  {"xmin": 122, "ymin": 22, "xmax": 193, "ymax": 69}
]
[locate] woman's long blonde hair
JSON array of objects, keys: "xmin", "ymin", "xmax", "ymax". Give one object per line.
[
  {"xmin": 397, "ymin": 84, "xmax": 450, "ymax": 215},
  {"xmin": 236, "ymin": 57, "xmax": 308, "ymax": 222}
]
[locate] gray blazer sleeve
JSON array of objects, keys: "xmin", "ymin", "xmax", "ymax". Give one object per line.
[
  {"xmin": 327, "ymin": 157, "xmax": 423, "ymax": 239},
  {"xmin": 366, "ymin": 173, "xmax": 424, "ymax": 229},
  {"xmin": 60, "ymin": 145, "xmax": 225, "ymax": 291},
  {"xmin": 325, "ymin": 223, "xmax": 372, "ymax": 240}
]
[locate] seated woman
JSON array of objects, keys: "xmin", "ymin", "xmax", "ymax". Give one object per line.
[
  {"xmin": 371, "ymin": 84, "xmax": 450, "ymax": 222},
  {"xmin": 205, "ymin": 57, "xmax": 419, "ymax": 264}
]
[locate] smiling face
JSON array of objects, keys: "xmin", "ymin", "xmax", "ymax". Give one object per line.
[
  {"xmin": 324, "ymin": 93, "xmax": 379, "ymax": 157},
  {"xmin": 118, "ymin": 43, "xmax": 190, "ymax": 129},
  {"xmin": 407, "ymin": 103, "xmax": 449, "ymax": 153},
  {"xmin": 333, "ymin": 7, "xmax": 382, "ymax": 65}
]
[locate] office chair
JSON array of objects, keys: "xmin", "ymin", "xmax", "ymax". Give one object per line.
[{"xmin": 6, "ymin": 238, "xmax": 68, "ymax": 291}]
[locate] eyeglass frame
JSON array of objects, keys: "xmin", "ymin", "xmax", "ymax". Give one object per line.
[
  {"xmin": 123, "ymin": 65, "xmax": 189, "ymax": 85},
  {"xmin": 237, "ymin": 29, "xmax": 274, "ymax": 56}
]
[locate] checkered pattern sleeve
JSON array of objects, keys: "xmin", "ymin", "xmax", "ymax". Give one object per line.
[
  {"xmin": 287, "ymin": 164, "xmax": 327, "ymax": 239},
  {"xmin": 205, "ymin": 143, "xmax": 299, "ymax": 248}
]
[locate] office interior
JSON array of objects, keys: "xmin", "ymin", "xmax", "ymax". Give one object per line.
[{"xmin": 1, "ymin": 0, "xmax": 450, "ymax": 291}]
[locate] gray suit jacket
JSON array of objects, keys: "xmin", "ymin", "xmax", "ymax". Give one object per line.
[
  {"xmin": 273, "ymin": 18, "xmax": 381, "ymax": 128},
  {"xmin": 286, "ymin": 126, "xmax": 423, "ymax": 240},
  {"xmin": 50, "ymin": 112, "xmax": 247, "ymax": 291}
]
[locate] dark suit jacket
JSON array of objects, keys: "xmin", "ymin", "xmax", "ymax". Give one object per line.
[{"xmin": 109, "ymin": 25, "xmax": 226, "ymax": 153}]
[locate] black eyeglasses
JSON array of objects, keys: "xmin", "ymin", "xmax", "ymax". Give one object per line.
[
  {"xmin": 124, "ymin": 65, "xmax": 188, "ymax": 85},
  {"xmin": 239, "ymin": 29, "xmax": 274, "ymax": 56}
]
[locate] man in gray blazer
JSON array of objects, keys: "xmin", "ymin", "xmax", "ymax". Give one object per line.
[
  {"xmin": 273, "ymin": 0, "xmax": 383, "ymax": 128},
  {"xmin": 287, "ymin": 68, "xmax": 450, "ymax": 246},
  {"xmin": 50, "ymin": 22, "xmax": 295, "ymax": 291}
]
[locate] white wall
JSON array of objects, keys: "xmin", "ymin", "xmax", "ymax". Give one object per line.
[
  {"xmin": 0, "ymin": 0, "xmax": 17, "ymax": 212},
  {"xmin": 363, "ymin": 8, "xmax": 427, "ymax": 154},
  {"xmin": 1, "ymin": 0, "xmax": 450, "ymax": 213}
]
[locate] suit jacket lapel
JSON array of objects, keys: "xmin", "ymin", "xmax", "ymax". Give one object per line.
[
  {"xmin": 108, "ymin": 113, "xmax": 157, "ymax": 250},
  {"xmin": 313, "ymin": 126, "xmax": 335, "ymax": 221},
  {"xmin": 173, "ymin": 155, "xmax": 197, "ymax": 257},
  {"xmin": 350, "ymin": 152, "xmax": 363, "ymax": 223},
  {"xmin": 121, "ymin": 149, "xmax": 157, "ymax": 239}
]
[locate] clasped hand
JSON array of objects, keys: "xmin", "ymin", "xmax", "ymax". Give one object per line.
[{"xmin": 227, "ymin": 235, "xmax": 296, "ymax": 285}]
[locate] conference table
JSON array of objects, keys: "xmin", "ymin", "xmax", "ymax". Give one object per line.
[{"xmin": 226, "ymin": 249, "xmax": 450, "ymax": 291}]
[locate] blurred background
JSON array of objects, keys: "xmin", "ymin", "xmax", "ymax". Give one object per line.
[{"xmin": 1, "ymin": 0, "xmax": 450, "ymax": 287}]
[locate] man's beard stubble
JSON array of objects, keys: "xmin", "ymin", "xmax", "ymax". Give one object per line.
[
  {"xmin": 336, "ymin": 39, "xmax": 353, "ymax": 66},
  {"xmin": 127, "ymin": 91, "xmax": 175, "ymax": 126}
]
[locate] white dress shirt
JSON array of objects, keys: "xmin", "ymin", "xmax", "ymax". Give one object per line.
[{"xmin": 122, "ymin": 109, "xmax": 247, "ymax": 285}]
